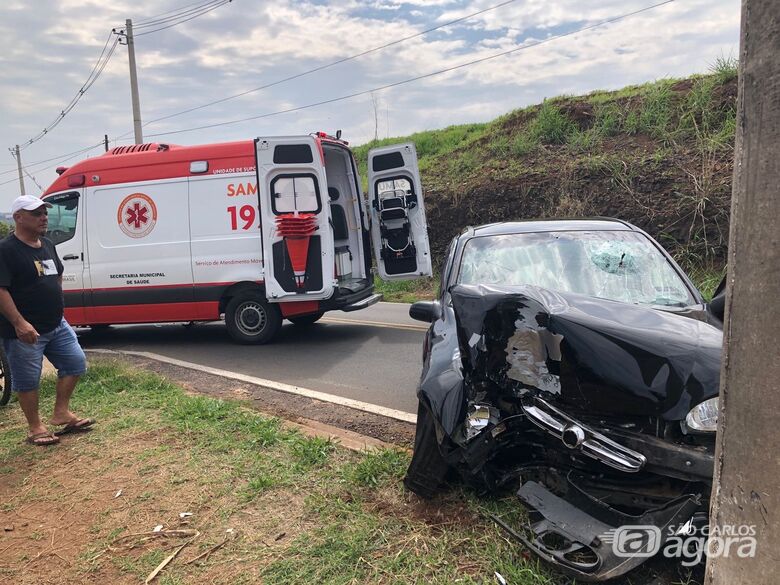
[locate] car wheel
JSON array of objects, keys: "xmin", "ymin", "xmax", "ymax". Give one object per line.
[
  {"xmin": 225, "ymin": 292, "xmax": 282, "ymax": 344},
  {"xmin": 0, "ymin": 346, "xmax": 12, "ymax": 407},
  {"xmin": 288, "ymin": 312, "xmax": 324, "ymax": 327},
  {"xmin": 403, "ymin": 402, "xmax": 450, "ymax": 498}
]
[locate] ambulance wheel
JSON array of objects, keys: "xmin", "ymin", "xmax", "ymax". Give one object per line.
[
  {"xmin": 225, "ymin": 293, "xmax": 281, "ymax": 344},
  {"xmin": 288, "ymin": 312, "xmax": 324, "ymax": 327}
]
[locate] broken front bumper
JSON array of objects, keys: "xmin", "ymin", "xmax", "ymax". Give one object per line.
[{"xmin": 496, "ymin": 477, "xmax": 702, "ymax": 582}]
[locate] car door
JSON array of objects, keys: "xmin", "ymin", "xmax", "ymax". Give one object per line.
[
  {"xmin": 45, "ymin": 190, "xmax": 87, "ymax": 324},
  {"xmin": 367, "ymin": 143, "xmax": 432, "ymax": 280},
  {"xmin": 255, "ymin": 136, "xmax": 334, "ymax": 301}
]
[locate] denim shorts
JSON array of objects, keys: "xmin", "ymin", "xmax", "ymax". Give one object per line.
[{"xmin": 2, "ymin": 318, "xmax": 87, "ymax": 392}]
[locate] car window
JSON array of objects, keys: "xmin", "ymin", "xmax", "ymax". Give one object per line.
[
  {"xmin": 457, "ymin": 230, "xmax": 694, "ymax": 307},
  {"xmin": 46, "ymin": 192, "xmax": 80, "ymax": 245}
]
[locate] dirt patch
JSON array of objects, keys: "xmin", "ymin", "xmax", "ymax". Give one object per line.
[
  {"xmin": 560, "ymin": 102, "xmax": 595, "ymax": 130},
  {"xmin": 0, "ymin": 411, "xmax": 320, "ymax": 584},
  {"xmin": 0, "ymin": 429, "xmax": 198, "ymax": 584},
  {"xmin": 671, "ymin": 78, "xmax": 695, "ymax": 93},
  {"xmin": 95, "ymin": 353, "xmax": 417, "ymax": 449}
]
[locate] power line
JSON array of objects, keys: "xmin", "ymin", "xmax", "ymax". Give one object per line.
[
  {"xmin": 14, "ymin": 32, "xmax": 119, "ymax": 152},
  {"xmin": 17, "ymin": 0, "xmax": 517, "ymax": 162},
  {"xmin": 12, "ymin": 1, "xmax": 232, "ymax": 156},
  {"xmin": 145, "ymin": 0, "xmax": 676, "ymax": 139},
  {"xmin": 131, "ymin": 0, "xmax": 521, "ymax": 131},
  {"xmin": 133, "ymin": 0, "xmax": 225, "ymax": 27},
  {"xmin": 22, "ymin": 167, "xmax": 43, "ymax": 192},
  {"xmin": 0, "ymin": 143, "xmax": 105, "ymax": 188},
  {"xmin": 135, "ymin": 0, "xmax": 233, "ymax": 36},
  {"xmin": 0, "ymin": 142, "xmax": 104, "ymax": 180}
]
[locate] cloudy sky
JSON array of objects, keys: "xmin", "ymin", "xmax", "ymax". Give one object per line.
[{"xmin": 0, "ymin": 0, "xmax": 740, "ymax": 209}]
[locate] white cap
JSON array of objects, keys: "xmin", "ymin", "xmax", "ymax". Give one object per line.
[{"xmin": 11, "ymin": 195, "xmax": 52, "ymax": 214}]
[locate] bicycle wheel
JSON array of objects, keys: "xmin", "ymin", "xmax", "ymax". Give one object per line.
[{"xmin": 0, "ymin": 345, "xmax": 11, "ymax": 406}]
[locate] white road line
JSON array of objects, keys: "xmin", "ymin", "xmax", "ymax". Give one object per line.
[
  {"xmin": 320, "ymin": 317, "xmax": 428, "ymax": 332},
  {"xmin": 87, "ymin": 349, "xmax": 418, "ymax": 424}
]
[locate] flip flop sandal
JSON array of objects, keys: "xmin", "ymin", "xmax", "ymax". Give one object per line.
[
  {"xmin": 53, "ymin": 418, "xmax": 96, "ymax": 436},
  {"xmin": 27, "ymin": 432, "xmax": 60, "ymax": 447}
]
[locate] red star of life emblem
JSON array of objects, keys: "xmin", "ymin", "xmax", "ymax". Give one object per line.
[
  {"xmin": 125, "ymin": 203, "xmax": 149, "ymax": 229},
  {"xmin": 117, "ymin": 193, "xmax": 157, "ymax": 238}
]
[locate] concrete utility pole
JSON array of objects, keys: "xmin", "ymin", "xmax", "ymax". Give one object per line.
[
  {"xmin": 706, "ymin": 0, "xmax": 780, "ymax": 583},
  {"xmin": 126, "ymin": 19, "xmax": 144, "ymax": 144},
  {"xmin": 14, "ymin": 145, "xmax": 25, "ymax": 196}
]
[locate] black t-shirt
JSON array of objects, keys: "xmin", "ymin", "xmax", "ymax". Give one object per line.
[{"xmin": 0, "ymin": 234, "xmax": 64, "ymax": 338}]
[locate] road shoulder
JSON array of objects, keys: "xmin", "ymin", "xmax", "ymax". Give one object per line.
[{"xmin": 87, "ymin": 350, "xmax": 417, "ymax": 449}]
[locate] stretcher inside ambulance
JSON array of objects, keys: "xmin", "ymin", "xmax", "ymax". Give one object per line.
[{"xmin": 42, "ymin": 132, "xmax": 431, "ymax": 343}]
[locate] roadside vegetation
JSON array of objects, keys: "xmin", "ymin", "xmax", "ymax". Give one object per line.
[
  {"xmin": 1, "ymin": 361, "xmax": 561, "ymax": 585},
  {"xmin": 362, "ymin": 58, "xmax": 738, "ymax": 303},
  {"xmin": 373, "ymin": 274, "xmax": 437, "ymax": 303}
]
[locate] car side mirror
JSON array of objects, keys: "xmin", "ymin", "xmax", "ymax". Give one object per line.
[
  {"xmin": 706, "ymin": 273, "xmax": 727, "ymax": 322},
  {"xmin": 409, "ymin": 301, "xmax": 440, "ymax": 323}
]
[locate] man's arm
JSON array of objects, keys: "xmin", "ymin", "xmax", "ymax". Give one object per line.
[{"xmin": 0, "ymin": 288, "xmax": 39, "ymax": 344}]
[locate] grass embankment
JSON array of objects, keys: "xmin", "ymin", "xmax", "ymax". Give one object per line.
[
  {"xmin": 360, "ymin": 59, "xmax": 738, "ymax": 302},
  {"xmin": 0, "ymin": 361, "xmax": 551, "ymax": 585}
]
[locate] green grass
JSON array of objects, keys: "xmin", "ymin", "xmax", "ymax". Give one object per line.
[
  {"xmin": 528, "ymin": 100, "xmax": 577, "ymax": 144},
  {"xmin": 353, "ymin": 123, "xmax": 488, "ymax": 190},
  {"xmin": 373, "ymin": 274, "xmax": 437, "ymax": 303},
  {"xmin": 684, "ymin": 263, "xmax": 727, "ymax": 301},
  {"xmin": 0, "ymin": 360, "xmax": 558, "ymax": 585}
]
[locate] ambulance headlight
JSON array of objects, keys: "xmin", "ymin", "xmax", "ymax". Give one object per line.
[{"xmin": 685, "ymin": 398, "xmax": 719, "ymax": 432}]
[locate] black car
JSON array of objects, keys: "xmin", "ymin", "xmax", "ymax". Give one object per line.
[{"xmin": 404, "ymin": 218, "xmax": 724, "ymax": 582}]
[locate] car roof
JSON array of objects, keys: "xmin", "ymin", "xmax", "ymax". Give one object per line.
[{"xmin": 463, "ymin": 218, "xmax": 637, "ymax": 238}]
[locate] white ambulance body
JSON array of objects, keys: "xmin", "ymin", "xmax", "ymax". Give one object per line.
[{"xmin": 41, "ymin": 133, "xmax": 432, "ymax": 343}]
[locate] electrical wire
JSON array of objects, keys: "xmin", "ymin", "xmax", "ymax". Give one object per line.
[
  {"xmin": 132, "ymin": 0, "xmax": 226, "ymax": 27},
  {"xmin": 22, "ymin": 168, "xmax": 44, "ymax": 192},
  {"xmin": 0, "ymin": 142, "xmax": 105, "ymax": 180},
  {"xmin": 0, "ymin": 143, "xmax": 105, "ymax": 188},
  {"xmin": 144, "ymin": 0, "xmax": 676, "ymax": 139},
  {"xmin": 1, "ymin": 143, "xmax": 104, "ymax": 175},
  {"xmin": 134, "ymin": 0, "xmax": 521, "ymax": 130},
  {"xmin": 135, "ymin": 0, "xmax": 232, "ymax": 36},
  {"xmin": 14, "ymin": 33, "xmax": 119, "ymax": 152},
  {"xmin": 132, "ymin": 0, "xmax": 227, "ymax": 29},
  {"xmin": 15, "ymin": 0, "xmax": 513, "ymax": 159},
  {"xmin": 12, "ymin": 1, "xmax": 230, "ymax": 155}
]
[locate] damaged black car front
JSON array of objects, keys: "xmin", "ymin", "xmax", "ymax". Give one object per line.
[{"xmin": 404, "ymin": 220, "xmax": 723, "ymax": 582}]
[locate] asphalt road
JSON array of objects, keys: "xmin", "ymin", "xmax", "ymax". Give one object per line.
[{"xmin": 78, "ymin": 302, "xmax": 427, "ymax": 415}]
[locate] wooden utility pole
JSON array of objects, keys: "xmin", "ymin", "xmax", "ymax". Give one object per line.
[
  {"xmin": 14, "ymin": 145, "xmax": 25, "ymax": 196},
  {"xmin": 705, "ymin": 0, "xmax": 780, "ymax": 583},
  {"xmin": 126, "ymin": 19, "xmax": 143, "ymax": 144}
]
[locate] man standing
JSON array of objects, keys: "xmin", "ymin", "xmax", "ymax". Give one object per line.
[{"xmin": 0, "ymin": 195, "xmax": 90, "ymax": 446}]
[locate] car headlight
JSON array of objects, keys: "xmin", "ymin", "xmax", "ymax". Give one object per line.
[{"xmin": 685, "ymin": 398, "xmax": 719, "ymax": 432}]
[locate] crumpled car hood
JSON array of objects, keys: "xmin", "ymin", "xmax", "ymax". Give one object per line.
[{"xmin": 447, "ymin": 284, "xmax": 722, "ymax": 424}]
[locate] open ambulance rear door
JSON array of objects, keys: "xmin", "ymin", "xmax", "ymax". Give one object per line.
[
  {"xmin": 255, "ymin": 136, "xmax": 335, "ymax": 301},
  {"xmin": 368, "ymin": 143, "xmax": 432, "ymax": 280}
]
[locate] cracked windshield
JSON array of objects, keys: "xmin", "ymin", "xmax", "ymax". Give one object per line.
[{"xmin": 457, "ymin": 230, "xmax": 695, "ymax": 307}]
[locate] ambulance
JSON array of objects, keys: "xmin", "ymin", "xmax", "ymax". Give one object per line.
[{"xmin": 41, "ymin": 132, "xmax": 432, "ymax": 343}]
